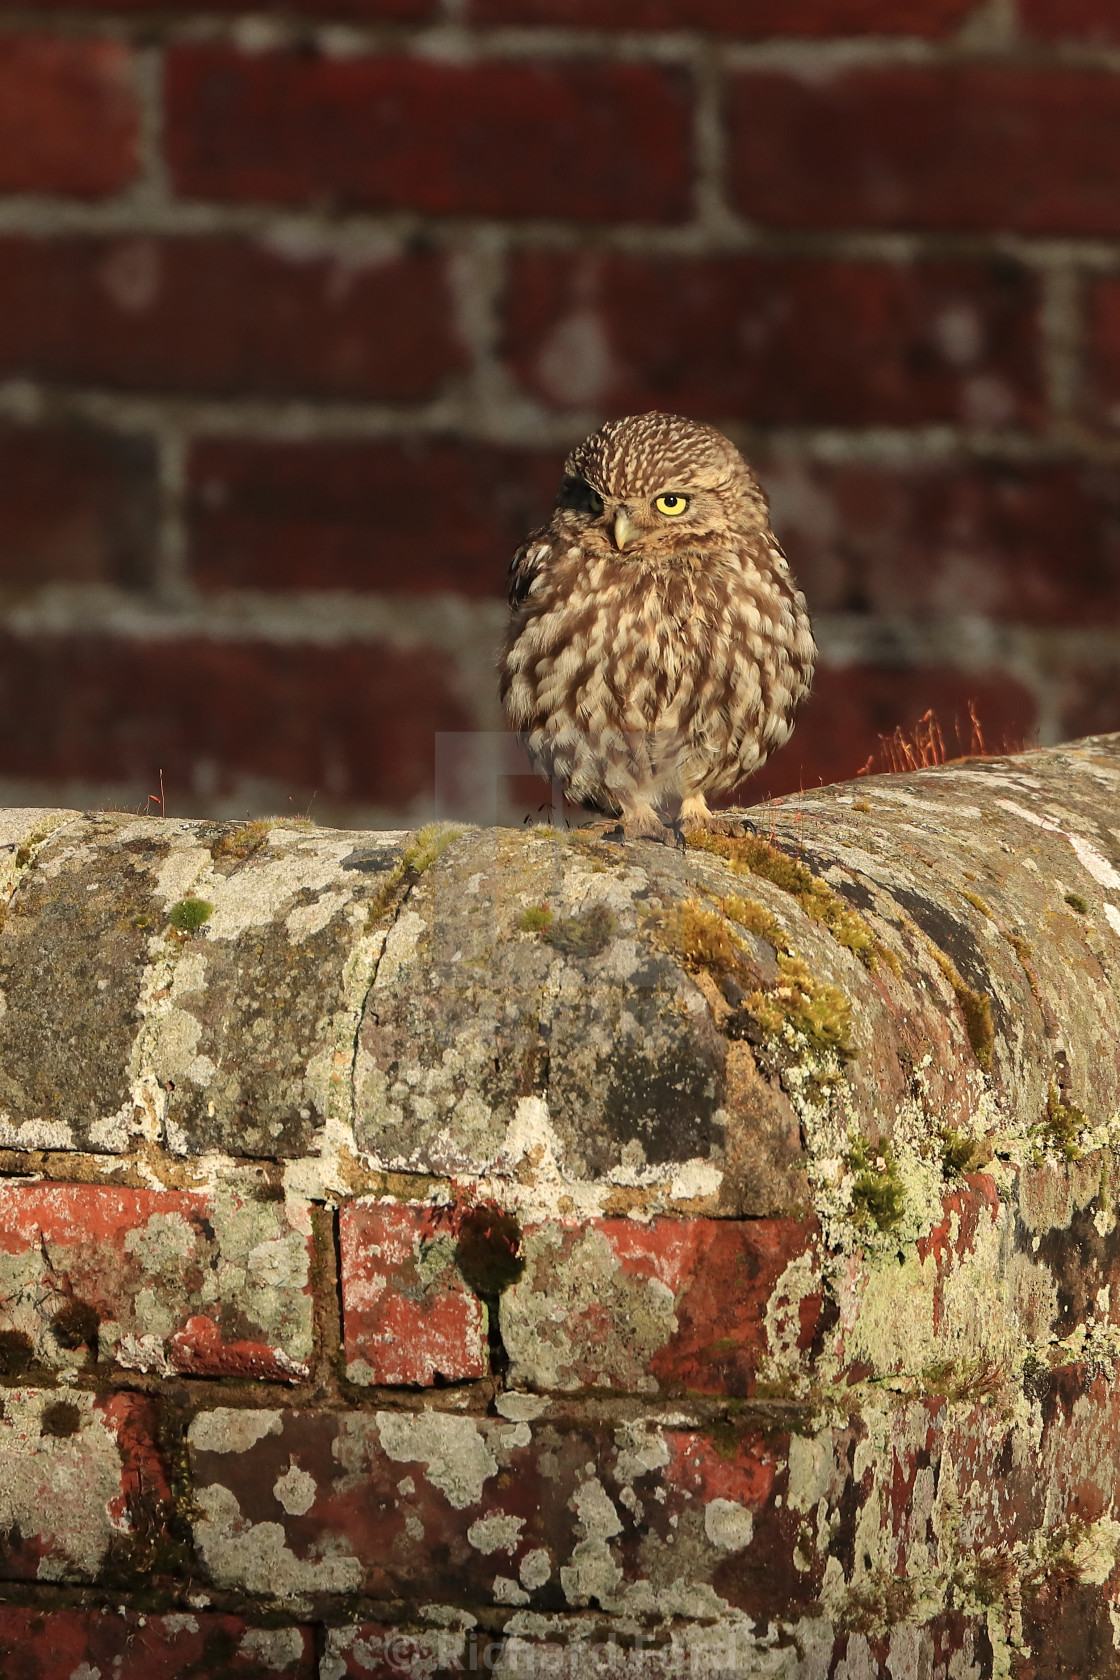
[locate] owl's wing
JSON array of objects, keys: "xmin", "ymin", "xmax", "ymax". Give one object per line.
[{"xmin": 507, "ymin": 530, "xmax": 551, "ymax": 610}]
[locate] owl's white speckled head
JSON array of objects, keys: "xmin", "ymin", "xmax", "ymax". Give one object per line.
[{"xmin": 564, "ymin": 411, "xmax": 750, "ymax": 499}]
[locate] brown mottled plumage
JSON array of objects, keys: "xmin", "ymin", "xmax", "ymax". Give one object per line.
[{"xmin": 499, "ymin": 413, "xmax": 815, "ymax": 841}]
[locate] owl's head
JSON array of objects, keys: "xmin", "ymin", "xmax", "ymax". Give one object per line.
[{"xmin": 557, "ymin": 412, "xmax": 768, "ymax": 559}]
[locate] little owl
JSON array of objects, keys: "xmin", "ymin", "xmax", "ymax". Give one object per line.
[{"xmin": 499, "ymin": 412, "xmax": 815, "ymax": 841}]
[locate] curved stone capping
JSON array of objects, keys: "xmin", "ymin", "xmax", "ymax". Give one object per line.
[
  {"xmin": 3, "ymin": 738, "xmax": 1120, "ymax": 1675},
  {"xmin": 1, "ymin": 736, "xmax": 1119, "ymax": 1214}
]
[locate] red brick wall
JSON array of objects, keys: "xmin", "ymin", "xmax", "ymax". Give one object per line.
[{"xmin": 0, "ymin": 0, "xmax": 1117, "ymax": 823}]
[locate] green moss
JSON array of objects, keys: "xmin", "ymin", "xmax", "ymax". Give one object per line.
[
  {"xmin": 51, "ymin": 1301, "xmax": 99, "ymax": 1351},
  {"xmin": 963, "ymin": 891, "xmax": 993, "ymax": 918},
  {"xmin": 210, "ymin": 820, "xmax": 270, "ymax": 863},
  {"xmin": 939, "ymin": 1127, "xmax": 992, "ymax": 1179},
  {"xmin": 366, "ymin": 823, "xmax": 466, "ymax": 927},
  {"xmin": 519, "ymin": 904, "xmax": 554, "ymax": 934},
  {"xmin": 930, "ymin": 948, "xmax": 993, "ymax": 1070},
  {"xmin": 838, "ymin": 1571, "xmax": 917, "ymax": 1635},
  {"xmin": 686, "ymin": 831, "xmax": 894, "ymax": 972},
  {"xmin": 653, "ymin": 897, "xmax": 855, "ymax": 1059},
  {"xmin": 1065, "ymin": 892, "xmax": 1089, "ymax": 914},
  {"xmin": 747, "ymin": 953, "xmax": 854, "ymax": 1061},
  {"xmin": 1032, "ymin": 1083, "xmax": 1089, "ymax": 1163},
  {"xmin": 959, "ymin": 1551, "xmax": 1015, "ymax": 1608},
  {"xmin": 13, "ymin": 832, "xmax": 47, "ymax": 871},
  {"xmin": 402, "ymin": 823, "xmax": 464, "ymax": 876},
  {"xmin": 545, "ymin": 904, "xmax": 615, "ymax": 958},
  {"xmin": 921, "ymin": 1354, "xmax": 1005, "ymax": 1405},
  {"xmin": 654, "ymin": 899, "xmax": 746, "ymax": 978},
  {"xmin": 40, "ymin": 1400, "xmax": 81, "ymax": 1439},
  {"xmin": 846, "ymin": 1135, "xmax": 906, "ymax": 1232},
  {"xmin": 721, "ymin": 894, "xmax": 782, "ymax": 947},
  {"xmin": 0, "ymin": 1329, "xmax": 34, "ymax": 1376},
  {"xmin": 168, "ymin": 897, "xmax": 213, "ymax": 933}
]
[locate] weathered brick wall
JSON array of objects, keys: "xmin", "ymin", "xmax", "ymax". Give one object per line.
[
  {"xmin": 1, "ymin": 1, "xmax": 1119, "ymax": 825},
  {"xmin": 3, "ymin": 735, "xmax": 1120, "ymax": 1675}
]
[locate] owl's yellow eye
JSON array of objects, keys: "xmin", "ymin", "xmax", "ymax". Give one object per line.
[
  {"xmin": 654, "ymin": 493, "xmax": 689, "ymax": 517},
  {"xmin": 588, "ymin": 489, "xmax": 605, "ymax": 517}
]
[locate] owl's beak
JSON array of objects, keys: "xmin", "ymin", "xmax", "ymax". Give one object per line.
[{"xmin": 613, "ymin": 507, "xmax": 638, "ymax": 551}]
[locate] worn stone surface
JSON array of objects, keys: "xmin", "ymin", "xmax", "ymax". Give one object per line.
[
  {"xmin": 351, "ymin": 736, "xmax": 1120, "ymax": 1228},
  {"xmin": 501, "ymin": 1216, "xmax": 822, "ymax": 1396},
  {"xmin": 1, "ymin": 737, "xmax": 1120, "ymax": 1670},
  {"xmin": 340, "ymin": 1199, "xmax": 488, "ymax": 1386},
  {"xmin": 0, "ymin": 1389, "xmax": 169, "ymax": 1584},
  {"xmin": 185, "ymin": 1377, "xmax": 1120, "ymax": 1670},
  {"xmin": 0, "ymin": 1179, "xmax": 313, "ymax": 1381},
  {"xmin": 0, "ymin": 812, "xmax": 412, "ymax": 1156},
  {"xmin": 0, "ymin": 1608, "xmax": 316, "ymax": 1678}
]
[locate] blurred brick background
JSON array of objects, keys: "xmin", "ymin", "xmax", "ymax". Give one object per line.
[{"xmin": 0, "ymin": 0, "xmax": 1118, "ymax": 825}]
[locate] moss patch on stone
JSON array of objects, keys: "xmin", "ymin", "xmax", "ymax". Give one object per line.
[
  {"xmin": 51, "ymin": 1300, "xmax": 99, "ymax": 1351},
  {"xmin": 654, "ymin": 900, "xmax": 746, "ymax": 979},
  {"xmin": 921, "ymin": 1354, "xmax": 1007, "ymax": 1408},
  {"xmin": 748, "ymin": 954, "xmax": 855, "ymax": 1061},
  {"xmin": 40, "ymin": 1400, "xmax": 81, "ymax": 1439},
  {"xmin": 544, "ymin": 904, "xmax": 616, "ymax": 958},
  {"xmin": 0, "ymin": 1328, "xmax": 34, "ymax": 1376},
  {"xmin": 367, "ymin": 823, "xmax": 466, "ymax": 926},
  {"xmin": 1032, "ymin": 1083, "xmax": 1089, "ymax": 1163},
  {"xmin": 939, "ymin": 1127, "xmax": 993, "ymax": 1179},
  {"xmin": 1065, "ymin": 892, "xmax": 1089, "ymax": 915},
  {"xmin": 686, "ymin": 831, "xmax": 895, "ymax": 973},
  {"xmin": 721, "ymin": 894, "xmax": 782, "ymax": 947},
  {"xmin": 519, "ymin": 904, "xmax": 554, "ymax": 934},
  {"xmin": 930, "ymin": 947, "xmax": 993, "ymax": 1070},
  {"xmin": 653, "ymin": 897, "xmax": 855, "ymax": 1060},
  {"xmin": 210, "ymin": 820, "xmax": 270, "ymax": 863},
  {"xmin": 168, "ymin": 897, "xmax": 213, "ymax": 934},
  {"xmin": 846, "ymin": 1135, "xmax": 906, "ymax": 1233}
]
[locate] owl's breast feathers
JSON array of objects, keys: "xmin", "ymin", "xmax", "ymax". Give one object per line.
[{"xmin": 501, "ymin": 529, "xmax": 815, "ymax": 766}]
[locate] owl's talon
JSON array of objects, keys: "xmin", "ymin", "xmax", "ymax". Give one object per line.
[{"xmin": 603, "ymin": 813, "xmax": 674, "ymax": 845}]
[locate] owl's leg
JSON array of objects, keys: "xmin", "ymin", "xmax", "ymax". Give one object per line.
[
  {"xmin": 603, "ymin": 799, "xmax": 673, "ymax": 844},
  {"xmin": 676, "ymin": 793, "xmax": 754, "ymax": 839}
]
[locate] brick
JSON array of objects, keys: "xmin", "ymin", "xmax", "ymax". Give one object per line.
[
  {"xmin": 340, "ymin": 1200, "xmax": 488, "ymax": 1386},
  {"xmin": 323, "ymin": 1626, "xmax": 456, "ymax": 1677},
  {"xmin": 1057, "ymin": 657, "xmax": 1120, "ymax": 745},
  {"xmin": 0, "ymin": 236, "xmax": 464, "ymax": 401},
  {"xmin": 0, "ymin": 1179, "xmax": 314, "ymax": 1381},
  {"xmin": 502, "ymin": 1217, "xmax": 821, "ymax": 1394},
  {"xmin": 188, "ymin": 440, "xmax": 558, "ymax": 596},
  {"xmin": 186, "ymin": 1404, "xmax": 789, "ymax": 1606},
  {"xmin": 0, "ymin": 1390, "xmax": 168, "ymax": 1583},
  {"xmin": 0, "ymin": 634, "xmax": 473, "ymax": 809},
  {"xmin": 15, "ymin": 0, "xmax": 430, "ymax": 11},
  {"xmin": 1021, "ymin": 0, "xmax": 1120, "ymax": 40},
  {"xmin": 0, "ymin": 37, "xmax": 138, "ymax": 198},
  {"xmin": 503, "ymin": 252, "xmax": 1042, "ymax": 425},
  {"xmin": 0, "ymin": 425, "xmax": 156, "ymax": 589},
  {"xmin": 1085, "ymin": 277, "xmax": 1120, "ymax": 430},
  {"xmin": 165, "ymin": 48, "xmax": 692, "ymax": 221},
  {"xmin": 744, "ymin": 664, "xmax": 1040, "ymax": 804},
  {"xmin": 471, "ymin": 0, "xmax": 979, "ymax": 32},
  {"xmin": 729, "ymin": 67, "xmax": 1120, "ymax": 235},
  {"xmin": 0, "ymin": 1609, "xmax": 315, "ymax": 1679},
  {"xmin": 763, "ymin": 457, "xmax": 1120, "ymax": 624},
  {"xmin": 186, "ymin": 1384, "xmax": 1120, "ymax": 1618}
]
